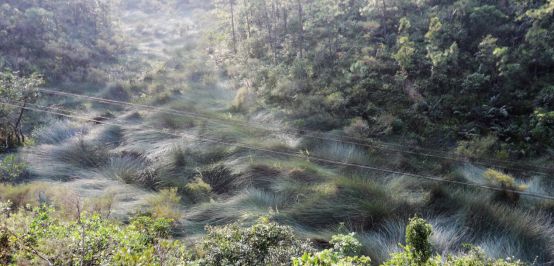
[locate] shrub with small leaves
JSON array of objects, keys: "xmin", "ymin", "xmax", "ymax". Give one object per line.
[
  {"xmin": 0, "ymin": 155, "xmax": 27, "ymax": 182},
  {"xmin": 200, "ymin": 217, "xmax": 310, "ymax": 266},
  {"xmin": 292, "ymin": 233, "xmax": 371, "ymax": 266},
  {"xmin": 405, "ymin": 216, "xmax": 433, "ymax": 265}
]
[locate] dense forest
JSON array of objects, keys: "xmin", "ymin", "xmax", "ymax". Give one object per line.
[
  {"xmin": 0, "ymin": 0, "xmax": 553, "ymax": 265},
  {"xmin": 216, "ymin": 0, "xmax": 554, "ymax": 158},
  {"xmin": 0, "ymin": 0, "xmax": 122, "ymax": 82}
]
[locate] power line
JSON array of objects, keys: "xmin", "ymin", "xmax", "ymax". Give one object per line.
[
  {"xmin": 36, "ymin": 88, "xmax": 554, "ymax": 175},
  {"xmin": 3, "ymin": 100, "xmax": 553, "ymax": 201}
]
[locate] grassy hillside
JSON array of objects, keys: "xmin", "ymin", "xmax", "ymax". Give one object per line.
[{"xmin": 0, "ymin": 0, "xmax": 553, "ymax": 265}]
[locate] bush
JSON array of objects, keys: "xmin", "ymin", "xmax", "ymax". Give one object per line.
[
  {"xmin": 0, "ymin": 203, "xmax": 187, "ymax": 266},
  {"xmin": 344, "ymin": 117, "xmax": 370, "ymax": 138},
  {"xmin": 0, "ymin": 154, "xmax": 27, "ymax": 182},
  {"xmin": 293, "ymin": 233, "xmax": 371, "ymax": 266},
  {"xmin": 405, "ymin": 217, "xmax": 433, "ymax": 264},
  {"xmin": 455, "ymin": 135, "xmax": 497, "ymax": 158},
  {"xmin": 0, "ymin": 202, "xmax": 530, "ymax": 266},
  {"xmin": 200, "ymin": 217, "xmax": 310, "ymax": 265}
]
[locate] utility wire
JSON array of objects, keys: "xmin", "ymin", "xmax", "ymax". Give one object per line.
[
  {"xmin": 36, "ymin": 88, "xmax": 554, "ymax": 175},
  {"xmin": 2, "ymin": 100, "xmax": 553, "ymax": 201}
]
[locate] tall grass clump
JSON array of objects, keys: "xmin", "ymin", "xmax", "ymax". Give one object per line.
[
  {"xmin": 185, "ymin": 177, "xmax": 212, "ymax": 203},
  {"xmin": 50, "ymin": 137, "xmax": 109, "ymax": 168},
  {"xmin": 484, "ymin": 169, "xmax": 526, "ymax": 203},
  {"xmin": 147, "ymin": 187, "xmax": 182, "ymax": 220},
  {"xmin": 286, "ymin": 177, "xmax": 408, "ymax": 230},
  {"xmin": 31, "ymin": 120, "xmax": 88, "ymax": 145},
  {"xmin": 460, "ymin": 198, "xmax": 554, "ymax": 263},
  {"xmin": 87, "ymin": 125, "xmax": 124, "ymax": 147},
  {"xmin": 199, "ymin": 164, "xmax": 237, "ymax": 194},
  {"xmin": 99, "ymin": 155, "xmax": 156, "ymax": 187}
]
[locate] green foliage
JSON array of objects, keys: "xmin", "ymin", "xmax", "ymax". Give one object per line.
[
  {"xmin": 455, "ymin": 135, "xmax": 498, "ymax": 158},
  {"xmin": 0, "ymin": 0, "xmax": 122, "ymax": 81},
  {"xmin": 0, "ymin": 71, "xmax": 43, "ymax": 149},
  {"xmin": 383, "ymin": 218, "xmax": 525, "ymax": 266},
  {"xmin": 200, "ymin": 217, "xmax": 309, "ymax": 265},
  {"xmin": 214, "ymin": 0, "xmax": 554, "ymax": 155},
  {"xmin": 293, "ymin": 249, "xmax": 371, "ymax": 266},
  {"xmin": 0, "ymin": 155, "xmax": 27, "ymax": 182},
  {"xmin": 330, "ymin": 233, "xmax": 363, "ymax": 257},
  {"xmin": 0, "ymin": 202, "xmax": 187, "ymax": 266},
  {"xmin": 405, "ymin": 217, "xmax": 433, "ymax": 265},
  {"xmin": 292, "ymin": 233, "xmax": 371, "ymax": 266},
  {"xmin": 0, "ymin": 202, "xmax": 533, "ymax": 266}
]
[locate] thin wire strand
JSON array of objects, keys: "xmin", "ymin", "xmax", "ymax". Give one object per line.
[
  {"xmin": 3, "ymin": 100, "xmax": 553, "ymax": 201},
  {"xmin": 35, "ymin": 88, "xmax": 554, "ymax": 175}
]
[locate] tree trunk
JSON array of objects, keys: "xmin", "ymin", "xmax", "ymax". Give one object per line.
[
  {"xmin": 230, "ymin": 0, "xmax": 237, "ymax": 54},
  {"xmin": 14, "ymin": 100, "xmax": 27, "ymax": 145},
  {"xmin": 381, "ymin": 0, "xmax": 387, "ymax": 36},
  {"xmin": 297, "ymin": 0, "xmax": 304, "ymax": 58},
  {"xmin": 244, "ymin": 0, "xmax": 251, "ymax": 38}
]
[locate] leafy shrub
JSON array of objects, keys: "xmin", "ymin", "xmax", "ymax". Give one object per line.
[
  {"xmin": 0, "ymin": 202, "xmax": 530, "ymax": 266},
  {"xmin": 330, "ymin": 233, "xmax": 364, "ymax": 257},
  {"xmin": 0, "ymin": 154, "xmax": 27, "ymax": 182},
  {"xmin": 200, "ymin": 217, "xmax": 310, "ymax": 266},
  {"xmin": 0, "ymin": 0, "xmax": 122, "ymax": 81},
  {"xmin": 0, "ymin": 203, "xmax": 187, "ymax": 266},
  {"xmin": 293, "ymin": 233, "xmax": 371, "ymax": 266},
  {"xmin": 455, "ymin": 135, "xmax": 498, "ymax": 158},
  {"xmin": 292, "ymin": 249, "xmax": 371, "ymax": 266},
  {"xmin": 344, "ymin": 117, "xmax": 370, "ymax": 138},
  {"xmin": 405, "ymin": 217, "xmax": 433, "ymax": 264}
]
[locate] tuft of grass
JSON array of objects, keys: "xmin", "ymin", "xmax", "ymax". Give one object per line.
[
  {"xmin": 32, "ymin": 120, "xmax": 89, "ymax": 145},
  {"xmin": 484, "ymin": 169, "xmax": 527, "ymax": 203},
  {"xmin": 184, "ymin": 177, "xmax": 212, "ymax": 203},
  {"xmin": 87, "ymin": 125, "xmax": 124, "ymax": 147},
  {"xmin": 285, "ymin": 176, "xmax": 407, "ymax": 230},
  {"xmin": 359, "ymin": 219, "xmax": 406, "ymax": 264},
  {"xmin": 484, "ymin": 169, "xmax": 520, "ymax": 189},
  {"xmin": 199, "ymin": 164, "xmax": 236, "ymax": 194},
  {"xmin": 147, "ymin": 111, "xmax": 196, "ymax": 130},
  {"xmin": 147, "ymin": 188, "xmax": 182, "ymax": 220},
  {"xmin": 85, "ymin": 191, "xmax": 116, "ymax": 218},
  {"xmin": 99, "ymin": 155, "xmax": 156, "ymax": 187},
  {"xmin": 50, "ymin": 138, "xmax": 109, "ymax": 168},
  {"xmin": 308, "ymin": 142, "xmax": 370, "ymax": 165},
  {"xmin": 236, "ymin": 164, "xmax": 282, "ymax": 190},
  {"xmin": 457, "ymin": 196, "xmax": 554, "ymax": 263}
]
